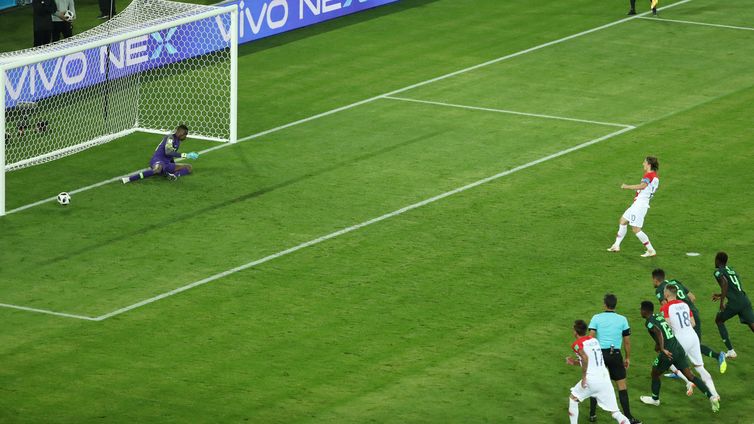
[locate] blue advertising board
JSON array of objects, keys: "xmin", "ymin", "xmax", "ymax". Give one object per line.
[
  {"xmin": 222, "ymin": 0, "xmax": 399, "ymax": 43},
  {"xmin": 4, "ymin": 15, "xmax": 231, "ymax": 108},
  {"xmin": 4, "ymin": 0, "xmax": 400, "ymax": 108},
  {"xmin": 0, "ymin": 0, "xmax": 15, "ymax": 11}
]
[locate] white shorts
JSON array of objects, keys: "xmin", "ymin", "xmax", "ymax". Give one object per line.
[
  {"xmin": 677, "ymin": 331, "xmax": 704, "ymax": 366},
  {"xmin": 622, "ymin": 203, "xmax": 649, "ymax": 228},
  {"xmin": 570, "ymin": 375, "xmax": 620, "ymax": 412}
]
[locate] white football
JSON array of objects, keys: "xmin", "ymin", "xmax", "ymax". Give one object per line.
[
  {"xmin": 63, "ymin": 10, "xmax": 75, "ymax": 21},
  {"xmin": 57, "ymin": 192, "xmax": 71, "ymax": 206}
]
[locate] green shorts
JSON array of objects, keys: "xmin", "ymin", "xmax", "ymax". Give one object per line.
[
  {"xmin": 692, "ymin": 310, "xmax": 702, "ymax": 339},
  {"xmin": 718, "ymin": 300, "xmax": 754, "ymax": 325},
  {"xmin": 653, "ymin": 347, "xmax": 689, "ymax": 372}
]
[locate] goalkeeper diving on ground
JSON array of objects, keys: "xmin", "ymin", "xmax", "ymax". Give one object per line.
[{"xmin": 122, "ymin": 124, "xmax": 199, "ymax": 183}]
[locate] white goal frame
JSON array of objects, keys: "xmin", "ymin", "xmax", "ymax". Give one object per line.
[{"xmin": 0, "ymin": 3, "xmax": 238, "ymax": 216}]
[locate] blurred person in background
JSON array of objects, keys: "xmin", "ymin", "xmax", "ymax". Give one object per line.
[
  {"xmin": 98, "ymin": 0, "xmax": 115, "ymax": 19},
  {"xmin": 32, "ymin": 0, "xmax": 57, "ymax": 46},
  {"xmin": 51, "ymin": 0, "xmax": 75, "ymax": 41}
]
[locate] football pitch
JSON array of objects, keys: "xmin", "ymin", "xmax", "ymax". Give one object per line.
[{"xmin": 2, "ymin": 0, "xmax": 754, "ymax": 422}]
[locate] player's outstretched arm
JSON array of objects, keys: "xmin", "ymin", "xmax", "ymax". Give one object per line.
[{"xmin": 621, "ymin": 182, "xmax": 648, "ymax": 190}]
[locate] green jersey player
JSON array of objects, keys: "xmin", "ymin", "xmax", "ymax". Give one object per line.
[
  {"xmin": 652, "ymin": 269, "xmax": 727, "ymax": 373},
  {"xmin": 638, "ymin": 301, "xmax": 719, "ymax": 412},
  {"xmin": 713, "ymin": 252, "xmax": 754, "ymax": 359}
]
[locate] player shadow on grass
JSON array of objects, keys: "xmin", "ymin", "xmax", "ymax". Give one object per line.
[{"xmin": 38, "ymin": 131, "xmax": 442, "ymax": 266}]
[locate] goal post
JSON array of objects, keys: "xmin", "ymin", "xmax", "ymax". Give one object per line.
[
  {"xmin": 0, "ymin": 76, "xmax": 5, "ymax": 217},
  {"xmin": 0, "ymin": 0, "xmax": 238, "ymax": 216}
]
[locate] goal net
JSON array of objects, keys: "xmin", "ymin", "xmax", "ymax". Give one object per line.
[{"xmin": 0, "ymin": 0, "xmax": 238, "ymax": 215}]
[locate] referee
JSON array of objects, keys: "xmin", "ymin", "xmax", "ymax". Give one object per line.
[{"xmin": 588, "ymin": 294, "xmax": 640, "ymax": 424}]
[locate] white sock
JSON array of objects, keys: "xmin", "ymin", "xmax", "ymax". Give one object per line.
[
  {"xmin": 611, "ymin": 410, "xmax": 629, "ymax": 423},
  {"xmin": 670, "ymin": 365, "xmax": 691, "ymax": 384},
  {"xmin": 614, "ymin": 224, "xmax": 628, "ymax": 247},
  {"xmin": 569, "ymin": 398, "xmax": 579, "ymax": 424},
  {"xmin": 696, "ymin": 365, "xmax": 718, "ymax": 397},
  {"xmin": 636, "ymin": 231, "xmax": 654, "ymax": 251}
]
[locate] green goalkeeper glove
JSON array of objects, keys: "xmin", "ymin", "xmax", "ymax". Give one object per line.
[{"xmin": 182, "ymin": 152, "xmax": 199, "ymax": 160}]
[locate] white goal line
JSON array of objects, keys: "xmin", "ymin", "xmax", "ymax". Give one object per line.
[{"xmin": 4, "ymin": 0, "xmax": 691, "ymax": 216}]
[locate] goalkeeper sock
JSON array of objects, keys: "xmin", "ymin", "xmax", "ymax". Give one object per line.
[
  {"xmin": 128, "ymin": 170, "xmax": 155, "ymax": 182},
  {"xmin": 175, "ymin": 168, "xmax": 191, "ymax": 177}
]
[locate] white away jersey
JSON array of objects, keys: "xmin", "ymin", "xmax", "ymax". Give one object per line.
[
  {"xmin": 571, "ymin": 336, "xmax": 609, "ymax": 379},
  {"xmin": 633, "ymin": 171, "xmax": 659, "ymax": 207},
  {"xmin": 661, "ymin": 299, "xmax": 696, "ymax": 339}
]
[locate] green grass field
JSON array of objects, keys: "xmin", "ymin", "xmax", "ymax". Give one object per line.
[{"xmin": 2, "ymin": 0, "xmax": 754, "ymax": 422}]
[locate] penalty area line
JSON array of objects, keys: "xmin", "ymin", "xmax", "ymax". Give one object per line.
[
  {"xmin": 4, "ymin": 0, "xmax": 691, "ymax": 216},
  {"xmin": 93, "ymin": 125, "xmax": 635, "ymax": 321}
]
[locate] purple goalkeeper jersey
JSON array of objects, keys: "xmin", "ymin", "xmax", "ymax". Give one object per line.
[{"xmin": 150, "ymin": 134, "xmax": 182, "ymax": 165}]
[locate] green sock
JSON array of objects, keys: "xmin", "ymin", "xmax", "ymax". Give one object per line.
[
  {"xmin": 692, "ymin": 376, "xmax": 713, "ymax": 398},
  {"xmin": 701, "ymin": 344, "xmax": 718, "ymax": 358},
  {"xmin": 717, "ymin": 323, "xmax": 734, "ymax": 350},
  {"xmin": 651, "ymin": 378, "xmax": 661, "ymax": 400}
]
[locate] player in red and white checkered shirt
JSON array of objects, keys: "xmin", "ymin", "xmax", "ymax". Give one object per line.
[
  {"xmin": 662, "ymin": 284, "xmax": 721, "ymax": 401},
  {"xmin": 567, "ymin": 320, "xmax": 629, "ymax": 424},
  {"xmin": 607, "ymin": 156, "xmax": 660, "ymax": 257}
]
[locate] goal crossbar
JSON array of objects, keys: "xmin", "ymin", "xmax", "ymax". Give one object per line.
[{"xmin": 0, "ymin": 5, "xmax": 236, "ymax": 70}]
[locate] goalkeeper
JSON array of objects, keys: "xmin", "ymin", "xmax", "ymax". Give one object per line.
[{"xmin": 122, "ymin": 124, "xmax": 199, "ymax": 183}]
